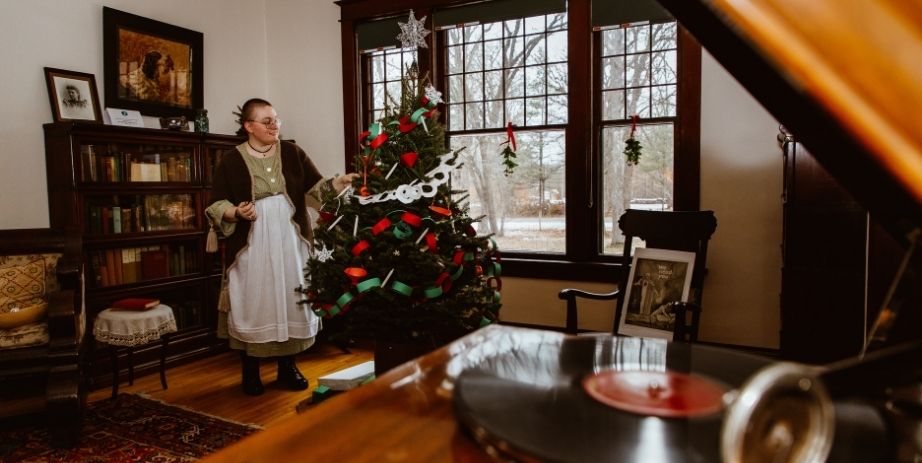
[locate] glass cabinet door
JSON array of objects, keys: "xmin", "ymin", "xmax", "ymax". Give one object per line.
[
  {"xmin": 86, "ymin": 238, "xmax": 200, "ymax": 289},
  {"xmin": 84, "ymin": 193, "xmax": 199, "ymax": 235},
  {"xmin": 79, "ymin": 141, "xmax": 197, "ymax": 184}
]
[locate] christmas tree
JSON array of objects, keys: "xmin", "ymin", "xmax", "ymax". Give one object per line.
[{"xmin": 304, "ymin": 69, "xmax": 502, "ymax": 345}]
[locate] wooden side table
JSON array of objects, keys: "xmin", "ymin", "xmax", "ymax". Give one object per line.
[{"xmin": 92, "ymin": 304, "xmax": 177, "ymax": 398}]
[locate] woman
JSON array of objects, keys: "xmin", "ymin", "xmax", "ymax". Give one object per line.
[{"xmin": 207, "ymin": 98, "xmax": 356, "ymax": 396}]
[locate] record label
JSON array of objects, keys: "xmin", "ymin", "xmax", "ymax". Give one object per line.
[{"xmin": 583, "ymin": 370, "xmax": 727, "ymax": 417}]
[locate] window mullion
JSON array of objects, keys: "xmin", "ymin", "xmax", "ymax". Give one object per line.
[{"xmin": 565, "ymin": 0, "xmax": 594, "ymax": 260}]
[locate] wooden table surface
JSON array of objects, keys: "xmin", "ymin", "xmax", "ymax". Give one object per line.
[{"xmin": 200, "ymin": 324, "xmax": 537, "ymax": 462}]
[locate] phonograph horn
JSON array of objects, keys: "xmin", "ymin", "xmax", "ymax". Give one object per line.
[
  {"xmin": 720, "ymin": 362, "xmax": 835, "ymax": 463},
  {"xmin": 722, "ymin": 340, "xmax": 922, "ymax": 463}
]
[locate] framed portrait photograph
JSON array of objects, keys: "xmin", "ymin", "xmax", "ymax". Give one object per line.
[
  {"xmin": 44, "ymin": 67, "xmax": 103, "ymax": 123},
  {"xmin": 103, "ymin": 7, "xmax": 203, "ymax": 118},
  {"xmin": 617, "ymin": 248, "xmax": 696, "ymax": 340}
]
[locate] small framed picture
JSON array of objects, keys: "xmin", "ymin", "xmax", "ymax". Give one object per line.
[
  {"xmin": 618, "ymin": 247, "xmax": 696, "ymax": 340},
  {"xmin": 44, "ymin": 67, "xmax": 103, "ymax": 123}
]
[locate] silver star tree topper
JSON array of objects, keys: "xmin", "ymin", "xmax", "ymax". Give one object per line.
[{"xmin": 397, "ymin": 10, "xmax": 430, "ymax": 49}]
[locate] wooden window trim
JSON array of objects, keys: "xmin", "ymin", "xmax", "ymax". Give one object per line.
[{"xmin": 338, "ymin": 0, "xmax": 700, "ymax": 279}]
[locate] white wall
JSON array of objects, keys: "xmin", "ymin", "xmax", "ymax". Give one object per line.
[
  {"xmin": 265, "ymin": 0, "xmax": 345, "ymax": 178},
  {"xmin": 698, "ymin": 51, "xmax": 782, "ymax": 347},
  {"xmin": 0, "ymin": 3, "xmax": 781, "ymax": 348},
  {"xmin": 0, "ymin": 0, "xmax": 345, "ymax": 229}
]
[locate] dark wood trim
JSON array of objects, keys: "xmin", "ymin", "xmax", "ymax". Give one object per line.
[
  {"xmin": 674, "ymin": 26, "xmax": 701, "ymax": 211},
  {"xmin": 337, "ymin": 0, "xmax": 492, "ymax": 22},
  {"xmin": 565, "ymin": 0, "xmax": 594, "ymax": 260},
  {"xmin": 341, "ymin": 19, "xmax": 359, "ymax": 172}
]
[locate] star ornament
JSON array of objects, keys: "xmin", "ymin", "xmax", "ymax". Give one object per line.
[
  {"xmin": 424, "ymin": 85, "xmax": 443, "ymax": 105},
  {"xmin": 397, "ymin": 10, "xmax": 430, "ymax": 49},
  {"xmin": 315, "ymin": 244, "xmax": 334, "ymax": 263}
]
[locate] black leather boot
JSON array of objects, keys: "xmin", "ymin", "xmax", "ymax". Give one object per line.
[
  {"xmin": 241, "ymin": 353, "xmax": 264, "ymax": 396},
  {"xmin": 277, "ymin": 356, "xmax": 309, "ymax": 390}
]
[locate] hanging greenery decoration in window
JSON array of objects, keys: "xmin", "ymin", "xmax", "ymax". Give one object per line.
[
  {"xmin": 500, "ymin": 122, "xmax": 518, "ymax": 176},
  {"xmin": 624, "ymin": 114, "xmax": 643, "ymax": 165}
]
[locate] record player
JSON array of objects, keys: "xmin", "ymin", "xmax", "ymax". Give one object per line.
[
  {"xmin": 455, "ymin": 0, "xmax": 922, "ymax": 461},
  {"xmin": 452, "ymin": 334, "xmax": 903, "ymax": 462}
]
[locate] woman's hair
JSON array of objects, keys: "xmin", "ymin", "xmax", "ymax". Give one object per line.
[{"xmin": 233, "ymin": 98, "xmax": 273, "ymax": 136}]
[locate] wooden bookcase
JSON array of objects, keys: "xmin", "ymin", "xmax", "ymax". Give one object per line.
[{"xmin": 44, "ymin": 121, "xmax": 241, "ymax": 384}]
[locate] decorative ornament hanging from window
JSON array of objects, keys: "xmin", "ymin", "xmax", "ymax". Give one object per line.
[{"xmin": 624, "ymin": 114, "xmax": 643, "ymax": 166}]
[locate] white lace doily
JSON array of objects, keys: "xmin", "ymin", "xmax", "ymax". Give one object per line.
[{"xmin": 93, "ymin": 304, "xmax": 177, "ymax": 347}]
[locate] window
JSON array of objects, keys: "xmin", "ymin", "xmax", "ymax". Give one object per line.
[
  {"xmin": 342, "ymin": 0, "xmax": 699, "ymax": 279},
  {"xmin": 599, "ymin": 21, "xmax": 679, "ymax": 254},
  {"xmin": 442, "ymin": 13, "xmax": 568, "ymax": 253},
  {"xmin": 362, "ymin": 48, "xmax": 418, "ymax": 124}
]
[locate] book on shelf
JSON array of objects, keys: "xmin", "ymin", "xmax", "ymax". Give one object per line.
[
  {"xmin": 111, "ymin": 298, "xmax": 161, "ymax": 311},
  {"xmin": 112, "ymin": 249, "xmax": 123, "ymax": 285},
  {"xmin": 121, "ymin": 247, "xmax": 141, "ymax": 284},
  {"xmin": 121, "ymin": 207, "xmax": 131, "ymax": 233},
  {"xmin": 132, "ymin": 203, "xmax": 143, "ymax": 232},
  {"xmin": 141, "ymin": 249, "xmax": 169, "ymax": 279},
  {"xmin": 129, "ymin": 161, "xmax": 162, "ymax": 182},
  {"xmin": 317, "ymin": 361, "xmax": 375, "ymax": 391},
  {"xmin": 112, "ymin": 206, "xmax": 122, "ymax": 233},
  {"xmin": 87, "ymin": 206, "xmax": 101, "ymax": 234},
  {"xmin": 81, "ymin": 145, "xmax": 98, "ymax": 182},
  {"xmin": 101, "ymin": 207, "xmax": 111, "ymax": 234}
]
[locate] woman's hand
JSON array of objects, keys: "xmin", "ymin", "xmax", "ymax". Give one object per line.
[
  {"xmin": 332, "ymin": 173, "xmax": 360, "ymax": 192},
  {"xmin": 231, "ymin": 201, "xmax": 257, "ymax": 222}
]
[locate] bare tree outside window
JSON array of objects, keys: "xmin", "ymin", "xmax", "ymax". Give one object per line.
[
  {"xmin": 600, "ymin": 21, "xmax": 678, "ymax": 254},
  {"xmin": 444, "ymin": 13, "xmax": 568, "ymax": 253},
  {"xmin": 364, "ymin": 48, "xmax": 418, "ymax": 124}
]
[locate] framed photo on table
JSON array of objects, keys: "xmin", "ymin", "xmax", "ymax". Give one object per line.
[
  {"xmin": 44, "ymin": 68, "xmax": 103, "ymax": 123},
  {"xmin": 103, "ymin": 7, "xmax": 203, "ymax": 118},
  {"xmin": 618, "ymin": 248, "xmax": 696, "ymax": 340}
]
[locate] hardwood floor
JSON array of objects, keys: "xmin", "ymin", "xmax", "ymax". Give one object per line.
[{"xmin": 87, "ymin": 341, "xmax": 374, "ymax": 428}]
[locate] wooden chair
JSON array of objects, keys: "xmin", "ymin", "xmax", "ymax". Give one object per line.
[
  {"xmin": 0, "ymin": 227, "xmax": 86, "ymax": 446},
  {"xmin": 558, "ymin": 210, "xmax": 717, "ymax": 341}
]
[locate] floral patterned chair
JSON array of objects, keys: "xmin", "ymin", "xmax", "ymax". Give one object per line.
[{"xmin": 0, "ymin": 227, "xmax": 85, "ymax": 446}]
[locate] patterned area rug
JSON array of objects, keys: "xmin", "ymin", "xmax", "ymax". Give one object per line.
[{"xmin": 0, "ymin": 394, "xmax": 261, "ymax": 462}]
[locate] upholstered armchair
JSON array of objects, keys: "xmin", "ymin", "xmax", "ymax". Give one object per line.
[{"xmin": 0, "ymin": 227, "xmax": 86, "ymax": 446}]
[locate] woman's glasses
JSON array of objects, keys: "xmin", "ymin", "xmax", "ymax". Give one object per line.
[{"xmin": 248, "ymin": 118, "xmax": 283, "ymax": 128}]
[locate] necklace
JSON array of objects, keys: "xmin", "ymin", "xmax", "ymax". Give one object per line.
[{"xmin": 247, "ymin": 141, "xmax": 275, "ymax": 155}]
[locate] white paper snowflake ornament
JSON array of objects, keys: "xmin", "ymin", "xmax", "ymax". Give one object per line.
[
  {"xmin": 424, "ymin": 85, "xmax": 443, "ymax": 105},
  {"xmin": 315, "ymin": 244, "xmax": 334, "ymax": 263},
  {"xmin": 397, "ymin": 10, "xmax": 430, "ymax": 49}
]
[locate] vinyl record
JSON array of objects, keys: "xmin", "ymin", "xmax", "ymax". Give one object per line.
[
  {"xmin": 453, "ymin": 335, "xmax": 772, "ymax": 463},
  {"xmin": 452, "ymin": 334, "xmax": 891, "ymax": 463}
]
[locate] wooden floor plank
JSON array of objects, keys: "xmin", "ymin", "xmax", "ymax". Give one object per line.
[{"xmin": 87, "ymin": 341, "xmax": 374, "ymax": 427}]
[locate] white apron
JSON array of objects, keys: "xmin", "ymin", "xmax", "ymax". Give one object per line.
[{"xmin": 227, "ymin": 194, "xmax": 318, "ymax": 343}]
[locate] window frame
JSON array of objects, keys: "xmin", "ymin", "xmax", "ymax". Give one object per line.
[
  {"xmin": 339, "ymin": 0, "xmax": 700, "ymax": 282},
  {"xmin": 361, "ymin": 47, "xmax": 419, "ymax": 126}
]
